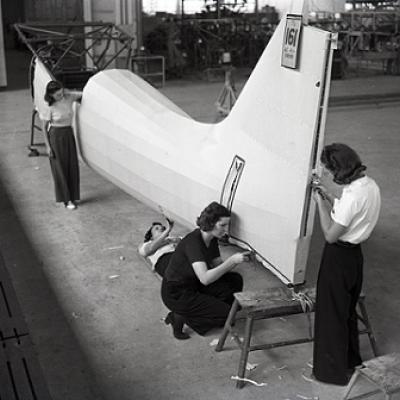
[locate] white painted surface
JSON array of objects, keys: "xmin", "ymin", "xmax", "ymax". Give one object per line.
[{"xmin": 72, "ymin": 17, "xmax": 333, "ymax": 284}]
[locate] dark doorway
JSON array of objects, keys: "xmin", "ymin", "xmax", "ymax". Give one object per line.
[{"xmin": 1, "ymin": 0, "xmax": 29, "ymax": 89}]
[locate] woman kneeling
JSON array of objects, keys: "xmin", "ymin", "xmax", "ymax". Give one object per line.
[{"xmin": 161, "ymin": 202, "xmax": 249, "ymax": 340}]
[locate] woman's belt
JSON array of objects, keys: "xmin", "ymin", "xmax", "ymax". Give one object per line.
[{"xmin": 336, "ymin": 240, "xmax": 360, "ymax": 248}]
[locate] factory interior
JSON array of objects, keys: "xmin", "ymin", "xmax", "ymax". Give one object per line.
[{"xmin": 1, "ymin": 0, "xmax": 400, "ymax": 399}]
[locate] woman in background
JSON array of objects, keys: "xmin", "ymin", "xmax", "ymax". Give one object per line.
[
  {"xmin": 312, "ymin": 143, "xmax": 381, "ymax": 385},
  {"xmin": 41, "ymin": 80, "xmax": 81, "ymax": 210}
]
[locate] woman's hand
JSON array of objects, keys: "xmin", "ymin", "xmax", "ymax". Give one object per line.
[
  {"xmin": 229, "ymin": 252, "xmax": 251, "ymax": 265},
  {"xmin": 167, "ymin": 236, "xmax": 181, "ymax": 245},
  {"xmin": 312, "ymin": 182, "xmax": 332, "ymax": 204},
  {"xmin": 165, "ymin": 217, "xmax": 174, "ymax": 233},
  {"xmin": 193, "ymin": 250, "xmax": 252, "ymax": 286},
  {"xmin": 312, "ymin": 187, "xmax": 324, "ymax": 203},
  {"xmin": 46, "ymin": 146, "xmax": 54, "ymax": 159},
  {"xmin": 311, "ymin": 173, "xmax": 336, "ymax": 205}
]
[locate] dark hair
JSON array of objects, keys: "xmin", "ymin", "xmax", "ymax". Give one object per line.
[
  {"xmin": 144, "ymin": 222, "xmax": 163, "ymax": 242},
  {"xmin": 196, "ymin": 202, "xmax": 231, "ymax": 231},
  {"xmin": 321, "ymin": 143, "xmax": 366, "ymax": 185},
  {"xmin": 44, "ymin": 80, "xmax": 63, "ymax": 106}
]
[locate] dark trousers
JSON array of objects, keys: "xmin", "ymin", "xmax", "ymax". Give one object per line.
[
  {"xmin": 313, "ymin": 242, "xmax": 363, "ymax": 385},
  {"xmin": 49, "ymin": 126, "xmax": 80, "ymax": 203},
  {"xmin": 154, "ymin": 253, "xmax": 173, "ymax": 278},
  {"xmin": 162, "ymin": 272, "xmax": 243, "ymax": 335}
]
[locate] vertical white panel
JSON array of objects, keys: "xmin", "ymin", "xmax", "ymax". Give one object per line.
[
  {"xmin": 83, "ymin": 0, "xmax": 94, "ymax": 69},
  {"xmin": 85, "ymin": 0, "xmax": 116, "ymax": 23},
  {"xmin": 83, "ymin": 0, "xmax": 138, "ymax": 69},
  {"xmin": 0, "ymin": 1, "xmax": 7, "ymax": 87},
  {"xmin": 82, "ymin": 0, "xmax": 122, "ymax": 69},
  {"xmin": 83, "ymin": 0, "xmax": 93, "ymax": 20}
]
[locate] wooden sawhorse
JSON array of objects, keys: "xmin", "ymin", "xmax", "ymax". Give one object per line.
[{"xmin": 215, "ymin": 287, "xmax": 378, "ymax": 388}]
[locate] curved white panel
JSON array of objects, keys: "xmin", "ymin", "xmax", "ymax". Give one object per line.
[{"xmin": 71, "ymin": 18, "xmax": 333, "ymax": 284}]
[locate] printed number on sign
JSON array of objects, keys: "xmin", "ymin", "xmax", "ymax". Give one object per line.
[{"xmin": 285, "ymin": 28, "xmax": 298, "ymax": 46}]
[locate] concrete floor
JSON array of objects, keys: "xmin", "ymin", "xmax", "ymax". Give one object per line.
[{"xmin": 1, "ymin": 51, "xmax": 400, "ymax": 400}]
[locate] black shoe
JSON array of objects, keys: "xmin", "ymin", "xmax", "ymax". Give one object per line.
[{"xmin": 165, "ymin": 312, "xmax": 190, "ymax": 340}]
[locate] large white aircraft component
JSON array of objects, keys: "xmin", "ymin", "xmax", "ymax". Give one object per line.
[{"xmin": 33, "ymin": 16, "xmax": 335, "ymax": 285}]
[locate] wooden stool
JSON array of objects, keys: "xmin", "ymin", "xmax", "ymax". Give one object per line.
[
  {"xmin": 343, "ymin": 353, "xmax": 400, "ymax": 400},
  {"xmin": 215, "ymin": 287, "xmax": 378, "ymax": 388}
]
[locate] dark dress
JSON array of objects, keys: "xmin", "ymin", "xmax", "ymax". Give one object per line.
[
  {"xmin": 161, "ymin": 229, "xmax": 243, "ymax": 335},
  {"xmin": 48, "ymin": 126, "xmax": 80, "ymax": 203},
  {"xmin": 313, "ymin": 241, "xmax": 363, "ymax": 385}
]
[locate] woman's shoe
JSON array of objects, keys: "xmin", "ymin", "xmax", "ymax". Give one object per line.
[
  {"xmin": 66, "ymin": 201, "xmax": 77, "ymax": 210},
  {"xmin": 165, "ymin": 312, "xmax": 190, "ymax": 340}
]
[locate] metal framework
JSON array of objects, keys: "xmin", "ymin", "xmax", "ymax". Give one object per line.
[
  {"xmin": 347, "ymin": 0, "xmax": 398, "ymax": 5},
  {"xmin": 180, "ymin": 0, "xmax": 250, "ymax": 19},
  {"xmin": 309, "ymin": 7, "xmax": 400, "ymax": 78},
  {"xmin": 14, "ymin": 22, "xmax": 136, "ymax": 88}
]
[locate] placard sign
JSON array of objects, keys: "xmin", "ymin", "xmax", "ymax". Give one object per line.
[{"xmin": 281, "ymin": 14, "xmax": 302, "ymax": 69}]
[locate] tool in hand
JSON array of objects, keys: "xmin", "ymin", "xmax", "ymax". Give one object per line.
[{"xmin": 310, "ymin": 173, "xmax": 327, "ymax": 200}]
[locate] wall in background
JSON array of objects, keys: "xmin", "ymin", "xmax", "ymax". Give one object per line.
[
  {"xmin": 24, "ymin": 0, "xmax": 83, "ymax": 21},
  {"xmin": 0, "ymin": 0, "xmax": 7, "ymax": 87}
]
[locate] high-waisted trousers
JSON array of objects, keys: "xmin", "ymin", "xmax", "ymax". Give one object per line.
[
  {"xmin": 313, "ymin": 241, "xmax": 363, "ymax": 385},
  {"xmin": 48, "ymin": 126, "xmax": 80, "ymax": 203}
]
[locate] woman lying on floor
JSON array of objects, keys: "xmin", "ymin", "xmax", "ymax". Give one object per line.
[
  {"xmin": 161, "ymin": 201, "xmax": 251, "ymax": 340},
  {"xmin": 138, "ymin": 217, "xmax": 181, "ymax": 278}
]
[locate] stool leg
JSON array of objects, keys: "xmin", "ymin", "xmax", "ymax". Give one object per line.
[
  {"xmin": 215, "ymin": 299, "xmax": 239, "ymax": 352},
  {"xmin": 236, "ymin": 316, "xmax": 254, "ymax": 389},
  {"xmin": 342, "ymin": 369, "xmax": 360, "ymax": 400},
  {"xmin": 357, "ymin": 298, "xmax": 379, "ymax": 357},
  {"xmin": 28, "ymin": 109, "xmax": 41, "ymax": 157},
  {"xmin": 306, "ymin": 312, "xmax": 313, "ymax": 339},
  {"xmin": 30, "ymin": 109, "xmax": 38, "ymax": 147}
]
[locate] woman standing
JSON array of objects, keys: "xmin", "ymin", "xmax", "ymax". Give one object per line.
[
  {"xmin": 312, "ymin": 143, "xmax": 381, "ymax": 385},
  {"xmin": 41, "ymin": 80, "xmax": 81, "ymax": 210},
  {"xmin": 161, "ymin": 202, "xmax": 249, "ymax": 340}
]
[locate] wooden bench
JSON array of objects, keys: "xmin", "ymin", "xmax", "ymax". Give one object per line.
[
  {"xmin": 215, "ymin": 286, "xmax": 378, "ymax": 388},
  {"xmin": 343, "ymin": 353, "xmax": 400, "ymax": 400}
]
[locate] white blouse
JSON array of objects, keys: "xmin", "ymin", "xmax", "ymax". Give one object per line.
[
  {"xmin": 331, "ymin": 176, "xmax": 381, "ymax": 244},
  {"xmin": 139, "ymin": 240, "xmax": 177, "ymax": 267},
  {"xmin": 41, "ymin": 93, "xmax": 80, "ymax": 127}
]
